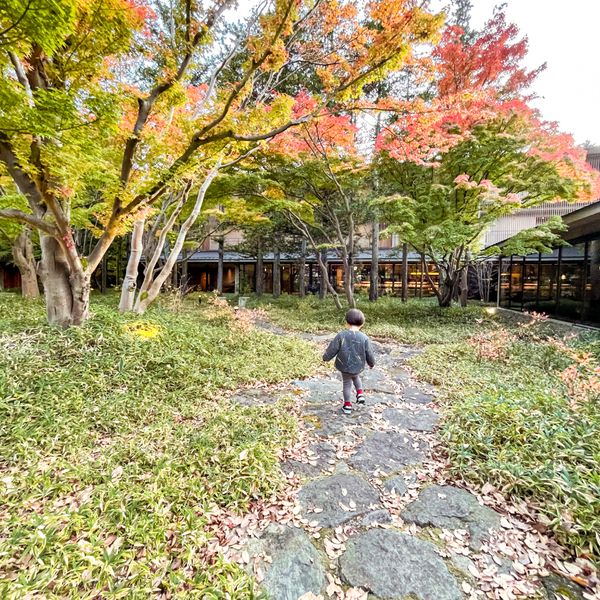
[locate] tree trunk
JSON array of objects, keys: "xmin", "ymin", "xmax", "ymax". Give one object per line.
[
  {"xmin": 217, "ymin": 237, "xmax": 224, "ymax": 293},
  {"xmin": 401, "ymin": 243, "xmax": 408, "ymax": 303},
  {"xmin": 181, "ymin": 251, "xmax": 189, "ymax": 291},
  {"xmin": 369, "ymin": 220, "xmax": 379, "ymax": 302},
  {"xmin": 298, "ymin": 237, "xmax": 306, "ymax": 297},
  {"xmin": 256, "ymin": 238, "xmax": 264, "ymax": 296},
  {"xmin": 119, "ymin": 218, "xmax": 145, "ymax": 312},
  {"xmin": 272, "ymin": 246, "xmax": 281, "ymax": 298},
  {"xmin": 319, "ymin": 249, "xmax": 327, "ymax": 300},
  {"xmin": 343, "ymin": 254, "xmax": 355, "ymax": 308},
  {"xmin": 134, "ymin": 167, "xmax": 219, "ymax": 314},
  {"xmin": 12, "ymin": 228, "xmax": 39, "ymax": 298},
  {"xmin": 38, "ymin": 234, "xmax": 90, "ymax": 327},
  {"xmin": 316, "ymin": 248, "xmax": 342, "ymax": 309}
]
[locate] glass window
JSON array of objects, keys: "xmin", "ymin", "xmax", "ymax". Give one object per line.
[
  {"xmin": 499, "ymin": 258, "xmax": 511, "ymax": 307},
  {"xmin": 510, "ymin": 258, "xmax": 524, "ymax": 309},
  {"xmin": 522, "ymin": 260, "xmax": 539, "ymax": 310},
  {"xmin": 557, "ymin": 243, "xmax": 586, "ymax": 320}
]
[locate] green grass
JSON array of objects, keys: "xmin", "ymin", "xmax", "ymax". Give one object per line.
[
  {"xmin": 249, "ymin": 293, "xmax": 499, "ymax": 344},
  {"xmin": 0, "ymin": 292, "xmax": 319, "ymax": 598},
  {"xmin": 257, "ymin": 294, "xmax": 600, "ymax": 562}
]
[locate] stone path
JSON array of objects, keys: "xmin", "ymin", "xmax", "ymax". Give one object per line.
[{"xmin": 230, "ymin": 326, "xmax": 594, "ymax": 600}]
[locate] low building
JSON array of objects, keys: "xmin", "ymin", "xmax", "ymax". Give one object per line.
[
  {"xmin": 182, "ymin": 248, "xmax": 440, "ymax": 297},
  {"xmin": 497, "ymin": 200, "xmax": 600, "ymax": 326}
]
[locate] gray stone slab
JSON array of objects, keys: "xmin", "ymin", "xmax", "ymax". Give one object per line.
[
  {"xmin": 282, "ymin": 441, "xmax": 337, "ymax": 478},
  {"xmin": 541, "ymin": 574, "xmax": 588, "ymax": 600},
  {"xmin": 402, "ymin": 485, "xmax": 501, "ymax": 550},
  {"xmin": 247, "ymin": 523, "xmax": 326, "ymax": 600},
  {"xmin": 361, "ymin": 369, "xmax": 397, "ymax": 394},
  {"xmin": 361, "ymin": 509, "xmax": 392, "ymax": 526},
  {"xmin": 349, "ymin": 431, "xmax": 428, "ymax": 475},
  {"xmin": 298, "ymin": 473, "xmax": 381, "ymax": 527},
  {"xmin": 293, "ymin": 378, "xmax": 341, "ymax": 403},
  {"xmin": 339, "ymin": 529, "xmax": 462, "ymax": 600},
  {"xmin": 382, "ymin": 407, "xmax": 440, "ymax": 432},
  {"xmin": 302, "ymin": 403, "xmax": 371, "ymax": 436},
  {"xmin": 402, "ymin": 386, "xmax": 435, "ymax": 405},
  {"xmin": 383, "ymin": 475, "xmax": 410, "ymax": 496},
  {"xmin": 363, "ymin": 391, "xmax": 403, "ymax": 405}
]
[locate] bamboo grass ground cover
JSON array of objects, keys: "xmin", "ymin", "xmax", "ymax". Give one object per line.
[{"xmin": 0, "ymin": 292, "xmax": 319, "ymax": 597}]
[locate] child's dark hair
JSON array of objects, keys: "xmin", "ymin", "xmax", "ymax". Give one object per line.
[{"xmin": 345, "ymin": 308, "xmax": 365, "ymax": 326}]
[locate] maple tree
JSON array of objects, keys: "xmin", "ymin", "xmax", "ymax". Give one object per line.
[
  {"xmin": 374, "ymin": 12, "xmax": 600, "ymax": 307},
  {"xmin": 0, "ymin": 0, "xmax": 442, "ymax": 326}
]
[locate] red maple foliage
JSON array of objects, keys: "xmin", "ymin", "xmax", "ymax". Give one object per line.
[{"xmin": 434, "ymin": 12, "xmax": 545, "ymax": 98}]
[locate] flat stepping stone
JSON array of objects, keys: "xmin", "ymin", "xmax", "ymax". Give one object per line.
[
  {"xmin": 542, "ymin": 573, "xmax": 588, "ymax": 600},
  {"xmin": 402, "ymin": 485, "xmax": 501, "ymax": 550},
  {"xmin": 361, "ymin": 369, "xmax": 397, "ymax": 394},
  {"xmin": 364, "ymin": 391, "xmax": 403, "ymax": 406},
  {"xmin": 339, "ymin": 529, "xmax": 462, "ymax": 600},
  {"xmin": 282, "ymin": 441, "xmax": 337, "ymax": 478},
  {"xmin": 388, "ymin": 366, "xmax": 412, "ymax": 383},
  {"xmin": 361, "ymin": 508, "xmax": 392, "ymax": 526},
  {"xmin": 246, "ymin": 523, "xmax": 326, "ymax": 600},
  {"xmin": 383, "ymin": 474, "xmax": 413, "ymax": 496},
  {"xmin": 293, "ymin": 378, "xmax": 341, "ymax": 403},
  {"xmin": 298, "ymin": 473, "xmax": 380, "ymax": 527},
  {"xmin": 382, "ymin": 407, "xmax": 440, "ymax": 432},
  {"xmin": 402, "ymin": 386, "xmax": 435, "ymax": 404},
  {"xmin": 349, "ymin": 431, "xmax": 428, "ymax": 475},
  {"xmin": 302, "ymin": 403, "xmax": 371, "ymax": 436}
]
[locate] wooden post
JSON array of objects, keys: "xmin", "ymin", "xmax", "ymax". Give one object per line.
[
  {"xmin": 369, "ymin": 220, "xmax": 379, "ymax": 302},
  {"xmin": 217, "ymin": 238, "xmax": 224, "ymax": 294},
  {"xmin": 256, "ymin": 238, "xmax": 264, "ymax": 296},
  {"xmin": 299, "ymin": 237, "xmax": 306, "ymax": 297},
  {"xmin": 273, "ymin": 246, "xmax": 281, "ymax": 298},
  {"xmin": 401, "ymin": 242, "xmax": 408, "ymax": 302}
]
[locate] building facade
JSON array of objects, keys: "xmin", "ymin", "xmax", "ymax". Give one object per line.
[
  {"xmin": 498, "ymin": 201, "xmax": 600, "ymax": 326},
  {"xmin": 182, "ymin": 248, "xmax": 440, "ymax": 298}
]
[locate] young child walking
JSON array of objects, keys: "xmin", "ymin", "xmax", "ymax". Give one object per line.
[{"xmin": 323, "ymin": 308, "xmax": 376, "ymax": 414}]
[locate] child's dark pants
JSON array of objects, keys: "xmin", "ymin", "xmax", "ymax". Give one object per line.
[{"xmin": 341, "ymin": 371, "xmax": 363, "ymax": 403}]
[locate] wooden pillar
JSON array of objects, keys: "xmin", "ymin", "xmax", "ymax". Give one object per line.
[
  {"xmin": 369, "ymin": 220, "xmax": 379, "ymax": 301},
  {"xmin": 256, "ymin": 238, "xmax": 264, "ymax": 296},
  {"xmin": 234, "ymin": 264, "xmax": 240, "ymax": 294},
  {"xmin": 217, "ymin": 238, "xmax": 224, "ymax": 294},
  {"xmin": 273, "ymin": 247, "xmax": 281, "ymax": 298},
  {"xmin": 299, "ymin": 238, "xmax": 306, "ymax": 297},
  {"xmin": 401, "ymin": 243, "xmax": 408, "ymax": 302}
]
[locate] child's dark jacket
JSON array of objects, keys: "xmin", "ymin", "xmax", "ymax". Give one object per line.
[{"xmin": 323, "ymin": 330, "xmax": 375, "ymax": 374}]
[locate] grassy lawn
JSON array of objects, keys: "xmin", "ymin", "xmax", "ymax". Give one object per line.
[
  {"xmin": 0, "ymin": 292, "xmax": 319, "ymax": 598},
  {"xmin": 254, "ymin": 293, "xmax": 600, "ymax": 563}
]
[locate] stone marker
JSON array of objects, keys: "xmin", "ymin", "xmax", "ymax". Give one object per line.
[
  {"xmin": 298, "ymin": 473, "xmax": 380, "ymax": 527},
  {"xmin": 402, "ymin": 485, "xmax": 501, "ymax": 549},
  {"xmin": 339, "ymin": 529, "xmax": 462, "ymax": 600}
]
